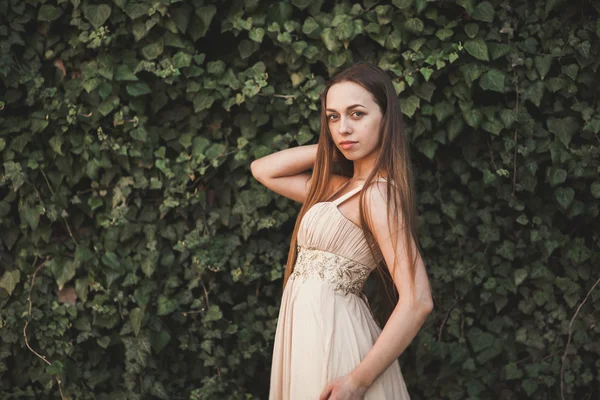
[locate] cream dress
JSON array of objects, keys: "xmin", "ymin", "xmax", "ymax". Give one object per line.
[{"xmin": 269, "ymin": 177, "xmax": 410, "ymax": 399}]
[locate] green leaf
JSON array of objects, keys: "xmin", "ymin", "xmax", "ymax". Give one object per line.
[
  {"xmin": 435, "ymin": 28, "xmax": 454, "ymax": 41},
  {"xmin": 482, "ymin": 119, "xmax": 503, "ymax": 135},
  {"xmin": 320, "ymin": 28, "xmax": 341, "ymax": 52},
  {"xmin": 193, "ymin": 137, "xmax": 211, "ymax": 158},
  {"xmin": 447, "ymin": 117, "xmax": 464, "ymax": 142},
  {"xmin": 172, "ymin": 52, "xmax": 192, "ymax": 69},
  {"xmin": 414, "ymin": 82, "xmax": 435, "ymax": 102},
  {"xmin": 400, "ymin": 95, "xmax": 420, "ymax": 117},
  {"xmin": 157, "ymin": 295, "xmax": 179, "ymax": 316},
  {"xmin": 49, "ymin": 259, "xmax": 76, "ymax": 291},
  {"xmin": 202, "ymin": 304, "xmax": 223, "ymax": 322},
  {"xmin": 420, "ymin": 67, "xmax": 433, "ymax": 81},
  {"xmin": 591, "ymin": 182, "xmax": 600, "ymax": 199},
  {"xmin": 547, "ymin": 166, "xmax": 567, "ymax": 186},
  {"xmin": 49, "ymin": 135, "xmax": 64, "ymax": 155},
  {"xmin": 150, "ymin": 330, "xmax": 171, "ymax": 353},
  {"xmin": 505, "ymin": 362, "xmax": 524, "ymax": 379},
  {"xmin": 171, "ymin": 5, "xmax": 192, "ymax": 33},
  {"xmin": 302, "ymin": 17, "xmax": 320, "ymax": 36},
  {"xmin": 115, "ymin": 65, "xmax": 138, "ymax": 81},
  {"xmin": 472, "ymin": 1, "xmax": 494, "ymax": 22},
  {"xmin": 464, "ymin": 39, "xmax": 489, "ymax": 61},
  {"xmin": 296, "ymin": 126, "xmax": 313, "ymax": 145},
  {"xmin": 205, "ymin": 143, "xmax": 226, "ymax": 159},
  {"xmin": 433, "ymin": 101, "xmax": 454, "ymax": 123},
  {"xmin": 457, "ymin": 0, "xmax": 474, "ymax": 14},
  {"xmin": 142, "ymin": 40, "xmax": 164, "ymax": 60},
  {"xmin": 124, "ymin": 3, "xmax": 148, "ymax": 20},
  {"xmin": 238, "ymin": 40, "xmax": 256, "ymax": 59},
  {"xmin": 334, "ymin": 19, "xmax": 354, "ymax": 41},
  {"xmin": 547, "ymin": 117, "xmax": 579, "ymax": 148},
  {"xmin": 547, "ymin": 77, "xmax": 568, "ymax": 92},
  {"xmin": 522, "ymin": 379, "xmax": 539, "ymax": 397},
  {"xmin": 583, "ymin": 118, "xmax": 600, "ymax": 134},
  {"xmin": 489, "ymin": 43, "xmax": 510, "ymax": 60},
  {"xmin": 467, "ymin": 328, "xmax": 494, "ymax": 352},
  {"xmin": 416, "ymin": 139, "xmax": 438, "ymax": 160},
  {"xmin": 404, "ymin": 18, "xmax": 424, "ymax": 34},
  {"xmin": 500, "ymin": 109, "xmax": 517, "ymax": 129},
  {"xmin": 562, "ymin": 64, "xmax": 579, "ymax": 80},
  {"xmin": 20, "ymin": 204, "xmax": 40, "ymax": 230},
  {"xmin": 126, "ymin": 82, "xmax": 151, "ymax": 97},
  {"xmin": 292, "ymin": 0, "xmax": 312, "ymax": 10},
  {"xmin": 130, "ymin": 127, "xmax": 147, "ymax": 142},
  {"xmin": 249, "ymin": 27, "xmax": 265, "ymax": 43},
  {"xmin": 38, "ymin": 5, "xmax": 63, "ymax": 21},
  {"xmin": 463, "ymin": 108, "xmax": 483, "ymax": 128},
  {"xmin": 375, "ymin": 5, "xmax": 393, "ymax": 25},
  {"xmin": 45, "ymin": 360, "xmax": 64, "ymax": 376},
  {"xmin": 460, "ymin": 63, "xmax": 484, "ymax": 86},
  {"xmin": 479, "ymin": 69, "xmax": 505, "ymax": 92},
  {"xmin": 102, "ymin": 252, "xmax": 121, "ymax": 270},
  {"xmin": 0, "ymin": 270, "xmax": 21, "ymax": 296},
  {"xmin": 415, "ymin": 0, "xmax": 427, "ymax": 13},
  {"xmin": 267, "ymin": 2, "xmax": 293, "ymax": 26},
  {"xmin": 190, "ymin": 5, "xmax": 217, "ymax": 40},
  {"xmin": 464, "ymin": 23, "xmax": 479, "ymax": 39},
  {"xmin": 83, "ymin": 4, "xmax": 112, "ymax": 29},
  {"xmin": 392, "ymin": 0, "xmax": 413, "ymax": 9},
  {"xmin": 129, "ymin": 308, "xmax": 144, "ymax": 336},
  {"xmin": 514, "ymin": 268, "xmax": 528, "ymax": 286},
  {"xmin": 132, "ymin": 20, "xmax": 149, "ymax": 42},
  {"xmin": 555, "ymin": 187, "xmax": 575, "ymax": 209},
  {"xmin": 535, "ymin": 55, "xmax": 552, "ymax": 80},
  {"xmin": 193, "ymin": 94, "xmax": 214, "ymax": 112},
  {"xmin": 524, "ymin": 81, "xmax": 545, "ymax": 107},
  {"xmin": 198, "ymin": 5, "xmax": 218, "ymax": 31}
]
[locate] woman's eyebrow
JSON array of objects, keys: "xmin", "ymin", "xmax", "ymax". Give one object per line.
[{"xmin": 325, "ymin": 103, "xmax": 366, "ymax": 112}]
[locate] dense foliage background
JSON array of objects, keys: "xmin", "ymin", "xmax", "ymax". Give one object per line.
[{"xmin": 1, "ymin": 0, "xmax": 599, "ymax": 399}]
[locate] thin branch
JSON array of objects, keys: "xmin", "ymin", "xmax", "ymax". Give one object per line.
[
  {"xmin": 258, "ymin": 92, "xmax": 297, "ymax": 99},
  {"xmin": 437, "ymin": 300, "xmax": 457, "ymax": 342},
  {"xmin": 511, "ymin": 68, "xmax": 519, "ymax": 199},
  {"xmin": 560, "ymin": 275, "xmax": 600, "ymax": 400},
  {"xmin": 23, "ymin": 257, "xmax": 66, "ymax": 400}
]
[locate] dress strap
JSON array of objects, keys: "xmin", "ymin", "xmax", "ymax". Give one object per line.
[{"xmin": 332, "ymin": 177, "xmax": 388, "ymax": 206}]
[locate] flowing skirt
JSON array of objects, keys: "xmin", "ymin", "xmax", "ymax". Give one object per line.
[{"xmin": 269, "ymin": 275, "xmax": 410, "ymax": 399}]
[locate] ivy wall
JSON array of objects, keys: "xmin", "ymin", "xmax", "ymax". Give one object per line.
[{"xmin": 1, "ymin": 0, "xmax": 599, "ymax": 399}]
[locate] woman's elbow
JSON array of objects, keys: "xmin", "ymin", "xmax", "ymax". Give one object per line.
[
  {"xmin": 421, "ymin": 297, "xmax": 434, "ymax": 315},
  {"xmin": 250, "ymin": 160, "xmax": 264, "ymax": 181},
  {"xmin": 414, "ymin": 294, "xmax": 434, "ymax": 317}
]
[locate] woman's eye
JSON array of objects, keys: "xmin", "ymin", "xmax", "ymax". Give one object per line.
[
  {"xmin": 327, "ymin": 114, "xmax": 338, "ymax": 121},
  {"xmin": 352, "ymin": 111, "xmax": 364, "ymax": 118}
]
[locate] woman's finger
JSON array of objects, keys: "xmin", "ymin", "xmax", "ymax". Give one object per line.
[{"xmin": 319, "ymin": 383, "xmax": 334, "ymax": 400}]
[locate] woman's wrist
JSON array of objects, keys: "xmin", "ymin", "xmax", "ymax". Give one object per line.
[{"xmin": 349, "ymin": 369, "xmax": 372, "ymax": 390}]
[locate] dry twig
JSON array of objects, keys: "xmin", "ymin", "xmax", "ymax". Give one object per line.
[
  {"xmin": 560, "ymin": 275, "xmax": 600, "ymax": 400},
  {"xmin": 23, "ymin": 257, "xmax": 66, "ymax": 400}
]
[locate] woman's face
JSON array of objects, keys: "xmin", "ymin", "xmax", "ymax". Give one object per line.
[{"xmin": 325, "ymin": 81, "xmax": 384, "ymax": 161}]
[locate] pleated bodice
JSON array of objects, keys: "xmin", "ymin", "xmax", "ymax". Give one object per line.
[{"xmin": 291, "ymin": 178, "xmax": 388, "ymax": 295}]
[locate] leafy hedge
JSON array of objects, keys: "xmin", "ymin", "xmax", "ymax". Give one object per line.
[{"xmin": 1, "ymin": 0, "xmax": 599, "ymax": 399}]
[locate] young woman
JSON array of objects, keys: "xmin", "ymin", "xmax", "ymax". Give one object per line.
[{"xmin": 251, "ymin": 62, "xmax": 434, "ymax": 400}]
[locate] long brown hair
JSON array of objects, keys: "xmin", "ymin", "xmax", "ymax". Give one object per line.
[{"xmin": 282, "ymin": 61, "xmax": 421, "ymax": 321}]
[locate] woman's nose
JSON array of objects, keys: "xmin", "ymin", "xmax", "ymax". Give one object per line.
[{"xmin": 339, "ymin": 117, "xmax": 352, "ymax": 133}]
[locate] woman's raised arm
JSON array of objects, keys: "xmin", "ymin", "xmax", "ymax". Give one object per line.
[{"xmin": 250, "ymin": 144, "xmax": 318, "ymax": 204}]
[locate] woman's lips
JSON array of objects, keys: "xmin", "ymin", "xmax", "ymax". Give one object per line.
[{"xmin": 340, "ymin": 142, "xmax": 357, "ymax": 150}]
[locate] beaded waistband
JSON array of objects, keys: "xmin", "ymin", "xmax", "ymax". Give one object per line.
[{"xmin": 290, "ymin": 245, "xmax": 372, "ymax": 296}]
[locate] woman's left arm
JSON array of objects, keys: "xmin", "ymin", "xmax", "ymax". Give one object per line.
[{"xmin": 350, "ymin": 183, "xmax": 434, "ymax": 389}]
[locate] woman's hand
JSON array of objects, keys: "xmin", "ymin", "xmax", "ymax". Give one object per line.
[{"xmin": 319, "ymin": 374, "xmax": 368, "ymax": 400}]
